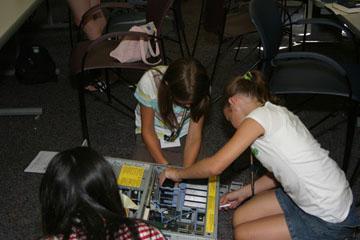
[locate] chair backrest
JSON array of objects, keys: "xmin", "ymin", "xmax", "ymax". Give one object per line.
[
  {"xmin": 204, "ymin": 0, "xmax": 252, "ymax": 36},
  {"xmin": 204, "ymin": 0, "xmax": 227, "ymax": 35},
  {"xmin": 249, "ymin": 0, "xmax": 283, "ymax": 60},
  {"xmin": 146, "ymin": 0, "xmax": 174, "ymax": 34}
]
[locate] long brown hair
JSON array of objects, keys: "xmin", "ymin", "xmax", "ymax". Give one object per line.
[
  {"xmin": 40, "ymin": 147, "xmax": 143, "ymax": 240},
  {"xmin": 222, "ymin": 70, "xmax": 282, "ymax": 110},
  {"xmin": 158, "ymin": 57, "xmax": 211, "ymax": 129}
]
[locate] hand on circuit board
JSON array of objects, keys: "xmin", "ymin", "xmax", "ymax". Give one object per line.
[{"xmin": 158, "ymin": 167, "xmax": 183, "ymax": 186}]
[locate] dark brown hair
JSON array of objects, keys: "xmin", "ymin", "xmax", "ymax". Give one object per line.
[
  {"xmin": 40, "ymin": 147, "xmax": 143, "ymax": 240},
  {"xmin": 158, "ymin": 57, "xmax": 211, "ymax": 129},
  {"xmin": 221, "ymin": 70, "xmax": 282, "ymax": 110}
]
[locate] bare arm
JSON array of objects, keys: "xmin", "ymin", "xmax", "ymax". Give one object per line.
[
  {"xmin": 183, "ymin": 116, "xmax": 204, "ymax": 168},
  {"xmin": 140, "ymin": 104, "xmax": 168, "ymax": 165},
  {"xmin": 159, "ymin": 118, "xmax": 265, "ymax": 184},
  {"xmin": 237, "ymin": 172, "xmax": 279, "ymax": 199},
  {"xmin": 219, "ymin": 172, "xmax": 279, "ymax": 209}
]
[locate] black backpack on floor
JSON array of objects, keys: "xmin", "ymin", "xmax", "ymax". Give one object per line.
[{"xmin": 15, "ymin": 44, "xmax": 57, "ymax": 84}]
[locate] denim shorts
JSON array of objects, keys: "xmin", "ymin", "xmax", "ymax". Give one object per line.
[{"xmin": 275, "ymin": 188, "xmax": 360, "ymax": 240}]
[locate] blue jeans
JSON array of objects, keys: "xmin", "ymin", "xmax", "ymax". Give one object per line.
[{"xmin": 275, "ymin": 188, "xmax": 360, "ymax": 240}]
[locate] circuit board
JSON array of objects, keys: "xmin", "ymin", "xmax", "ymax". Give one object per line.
[{"xmin": 106, "ymin": 156, "xmax": 220, "ymax": 240}]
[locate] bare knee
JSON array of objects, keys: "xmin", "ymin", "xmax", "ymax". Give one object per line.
[
  {"xmin": 232, "ymin": 190, "xmax": 282, "ymax": 228},
  {"xmin": 232, "ymin": 206, "xmax": 248, "ymax": 228},
  {"xmin": 233, "ymin": 223, "xmax": 254, "ymax": 240},
  {"xmin": 233, "ymin": 214, "xmax": 291, "ymax": 240}
]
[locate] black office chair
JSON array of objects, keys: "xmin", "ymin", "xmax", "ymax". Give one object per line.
[
  {"xmin": 349, "ymin": 156, "xmax": 360, "ymax": 208},
  {"xmin": 70, "ymin": 0, "xmax": 174, "ymax": 145},
  {"xmin": 169, "ymin": 0, "xmax": 191, "ymax": 57},
  {"xmin": 69, "ymin": 0, "xmax": 189, "ymax": 59},
  {"xmin": 249, "ymin": 0, "xmax": 360, "ymax": 174},
  {"xmin": 203, "ymin": 0, "xmax": 258, "ymax": 84},
  {"xmin": 106, "ymin": 0, "xmax": 190, "ymax": 58},
  {"xmin": 350, "ymin": 157, "xmax": 360, "ymax": 187},
  {"xmin": 279, "ymin": 0, "xmax": 309, "ymax": 46}
]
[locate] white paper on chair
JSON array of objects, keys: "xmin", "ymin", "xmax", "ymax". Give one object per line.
[{"xmin": 24, "ymin": 151, "xmax": 57, "ymax": 173}]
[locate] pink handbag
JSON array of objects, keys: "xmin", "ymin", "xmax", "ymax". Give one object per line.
[{"xmin": 110, "ymin": 22, "xmax": 162, "ymax": 65}]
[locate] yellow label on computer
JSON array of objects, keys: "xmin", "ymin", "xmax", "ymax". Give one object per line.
[
  {"xmin": 117, "ymin": 165, "xmax": 144, "ymax": 188},
  {"xmin": 206, "ymin": 176, "xmax": 217, "ymax": 233}
]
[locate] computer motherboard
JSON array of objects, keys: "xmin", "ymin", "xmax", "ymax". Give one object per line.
[{"xmin": 106, "ymin": 156, "xmax": 220, "ymax": 240}]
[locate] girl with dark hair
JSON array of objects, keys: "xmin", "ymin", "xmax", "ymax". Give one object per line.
[
  {"xmin": 159, "ymin": 70, "xmax": 359, "ymax": 239},
  {"xmin": 39, "ymin": 147, "xmax": 165, "ymax": 240},
  {"xmin": 133, "ymin": 57, "xmax": 211, "ymax": 167}
]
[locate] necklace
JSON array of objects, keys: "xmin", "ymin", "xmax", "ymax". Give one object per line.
[{"xmin": 163, "ymin": 108, "xmax": 188, "ymax": 142}]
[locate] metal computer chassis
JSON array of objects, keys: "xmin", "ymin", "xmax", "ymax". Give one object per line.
[{"xmin": 106, "ymin": 156, "xmax": 220, "ymax": 240}]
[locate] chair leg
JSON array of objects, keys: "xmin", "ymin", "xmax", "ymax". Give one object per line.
[
  {"xmin": 160, "ymin": 38, "xmax": 167, "ymax": 65},
  {"xmin": 181, "ymin": 30, "xmax": 191, "ymax": 56},
  {"xmin": 192, "ymin": 0, "xmax": 206, "ymax": 57},
  {"xmin": 78, "ymin": 74, "xmax": 90, "ymax": 146},
  {"xmin": 288, "ymin": 18, "xmax": 293, "ymax": 52},
  {"xmin": 210, "ymin": 0, "xmax": 229, "ymax": 84},
  {"xmin": 258, "ymin": 38, "xmax": 263, "ymax": 70},
  {"xmin": 234, "ymin": 36, "xmax": 244, "ymax": 62},
  {"xmin": 106, "ymin": 94, "xmax": 135, "ymax": 118},
  {"xmin": 96, "ymin": 69, "xmax": 135, "ymax": 119},
  {"xmin": 210, "ymin": 37, "xmax": 223, "ymax": 85},
  {"xmin": 302, "ymin": 0, "xmax": 309, "ymax": 51},
  {"xmin": 68, "ymin": 7, "xmax": 73, "ymax": 49},
  {"xmin": 234, "ymin": 35, "xmax": 259, "ymax": 64},
  {"xmin": 212, "ymin": 95, "xmax": 222, "ymax": 104},
  {"xmin": 342, "ymin": 102, "xmax": 358, "ymax": 173},
  {"xmin": 350, "ymin": 158, "xmax": 360, "ymax": 187},
  {"xmin": 172, "ymin": 8, "xmax": 184, "ymax": 57},
  {"xmin": 104, "ymin": 69, "xmax": 112, "ymax": 104},
  {"xmin": 281, "ymin": 0, "xmax": 286, "ymax": 24},
  {"xmin": 172, "ymin": 0, "xmax": 190, "ymax": 57},
  {"xmin": 88, "ymin": 86, "xmax": 135, "ymax": 121}
]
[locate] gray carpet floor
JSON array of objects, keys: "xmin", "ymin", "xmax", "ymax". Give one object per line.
[{"xmin": 0, "ymin": 0, "xmax": 359, "ymax": 239}]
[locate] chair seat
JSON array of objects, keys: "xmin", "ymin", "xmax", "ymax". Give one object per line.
[
  {"xmin": 70, "ymin": 40, "xmax": 156, "ymax": 76},
  {"xmin": 340, "ymin": 62, "xmax": 360, "ymax": 102},
  {"xmin": 270, "ymin": 59, "xmax": 360, "ymax": 102},
  {"xmin": 224, "ymin": 12, "xmax": 256, "ymax": 38},
  {"xmin": 107, "ymin": 12, "xmax": 146, "ymax": 33}
]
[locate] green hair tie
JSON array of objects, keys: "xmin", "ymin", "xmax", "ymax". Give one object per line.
[{"xmin": 243, "ymin": 72, "xmax": 253, "ymax": 81}]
